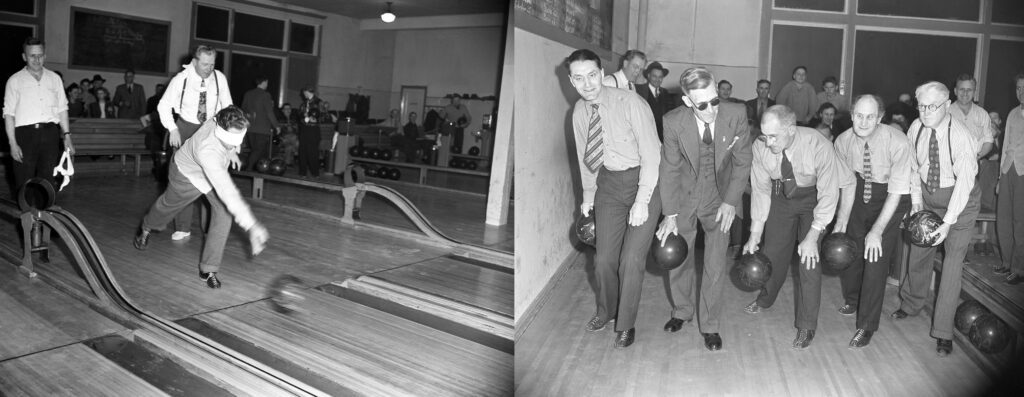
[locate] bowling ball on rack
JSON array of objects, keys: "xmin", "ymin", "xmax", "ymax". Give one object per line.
[
  {"xmin": 388, "ymin": 167, "xmax": 402, "ymax": 180},
  {"xmin": 268, "ymin": 159, "xmax": 286, "ymax": 176},
  {"xmin": 357, "ymin": 146, "xmax": 370, "ymax": 158},
  {"xmin": 268, "ymin": 274, "xmax": 306, "ymax": 314},
  {"xmin": 466, "ymin": 161, "xmax": 478, "ymax": 170},
  {"xmin": 451, "ymin": 145, "xmax": 462, "ymax": 154},
  {"xmin": 904, "ymin": 210, "xmax": 943, "ymax": 247},
  {"xmin": 318, "ymin": 158, "xmax": 327, "ymax": 170},
  {"xmin": 349, "ymin": 145, "xmax": 360, "ymax": 157},
  {"xmin": 820, "ymin": 232, "xmax": 859, "ymax": 271},
  {"xmin": 575, "ymin": 213, "xmax": 596, "ymax": 247},
  {"xmin": 955, "ymin": 300, "xmax": 991, "ymax": 335},
  {"xmin": 468, "ymin": 146, "xmax": 481, "ymax": 156},
  {"xmin": 732, "ymin": 252, "xmax": 773, "ymax": 291},
  {"xmin": 380, "ymin": 150, "xmax": 393, "ymax": 161},
  {"xmin": 449, "ymin": 159, "xmax": 461, "ymax": 168},
  {"xmin": 969, "ymin": 313, "xmax": 1010, "ymax": 354},
  {"xmin": 365, "ymin": 166, "xmax": 378, "ymax": 178},
  {"xmin": 255, "ymin": 158, "xmax": 271, "ymax": 174},
  {"xmin": 652, "ymin": 234, "xmax": 688, "ymax": 271}
]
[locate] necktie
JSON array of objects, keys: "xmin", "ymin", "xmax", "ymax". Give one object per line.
[
  {"xmin": 758, "ymin": 100, "xmax": 765, "ymax": 120},
  {"xmin": 781, "ymin": 151, "xmax": 797, "ymax": 198},
  {"xmin": 629, "ymin": 82, "xmax": 635, "ymax": 92},
  {"xmin": 584, "ymin": 104, "xmax": 604, "ymax": 173},
  {"xmin": 702, "ymin": 122, "xmax": 713, "ymax": 145},
  {"xmin": 927, "ymin": 128, "xmax": 940, "ymax": 193},
  {"xmin": 862, "ymin": 142, "xmax": 872, "ymax": 203},
  {"xmin": 198, "ymin": 80, "xmax": 208, "ymax": 123},
  {"xmin": 128, "ymin": 85, "xmax": 132, "ymax": 94}
]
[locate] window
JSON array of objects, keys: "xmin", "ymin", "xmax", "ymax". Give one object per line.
[
  {"xmin": 232, "ymin": 12, "xmax": 284, "ymax": 49},
  {"xmin": 195, "ymin": 5, "xmax": 229, "ymax": 42}
]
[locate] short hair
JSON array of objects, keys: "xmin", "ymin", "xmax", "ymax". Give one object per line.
[
  {"xmin": 95, "ymin": 87, "xmax": 109, "ymax": 97},
  {"xmin": 66, "ymin": 83, "xmax": 79, "ymax": 91},
  {"xmin": 254, "ymin": 75, "xmax": 268, "ymax": 86},
  {"xmin": 620, "ymin": 50, "xmax": 646, "ymax": 68},
  {"xmin": 916, "ymin": 81, "xmax": 950, "ymax": 101},
  {"xmin": 817, "ymin": 102, "xmax": 837, "ymax": 116},
  {"xmin": 852, "ymin": 94, "xmax": 885, "ymax": 115},
  {"xmin": 718, "ymin": 80, "xmax": 732, "ymax": 89},
  {"xmin": 763, "ymin": 104, "xmax": 797, "ymax": 128},
  {"xmin": 80, "ymin": 78, "xmax": 90, "ymax": 85},
  {"xmin": 22, "ymin": 37, "xmax": 44, "ymax": 52},
  {"xmin": 792, "ymin": 65, "xmax": 807, "ymax": 75},
  {"xmin": 679, "ymin": 67, "xmax": 716, "ymax": 94},
  {"xmin": 281, "ymin": 102, "xmax": 292, "ymax": 108},
  {"xmin": 124, "ymin": 69, "xmax": 135, "ymax": 75},
  {"xmin": 564, "ymin": 49, "xmax": 602, "ymax": 70},
  {"xmin": 955, "ymin": 73, "xmax": 976, "ymax": 86},
  {"xmin": 215, "ymin": 105, "xmax": 250, "ymax": 130},
  {"xmin": 301, "ymin": 86, "xmax": 316, "ymax": 96},
  {"xmin": 757, "ymin": 79, "xmax": 771, "ymax": 87},
  {"xmin": 193, "ymin": 45, "xmax": 217, "ymax": 59},
  {"xmin": 822, "ymin": 76, "xmax": 837, "ymax": 86},
  {"xmin": 1015, "ymin": 73, "xmax": 1024, "ymax": 85}
]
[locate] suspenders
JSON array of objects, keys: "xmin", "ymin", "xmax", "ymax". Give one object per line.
[
  {"xmin": 177, "ymin": 71, "xmax": 221, "ymax": 117},
  {"xmin": 914, "ymin": 118, "xmax": 955, "ymax": 180}
]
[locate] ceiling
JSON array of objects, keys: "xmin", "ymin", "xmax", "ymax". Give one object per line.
[{"xmin": 272, "ymin": 0, "xmax": 509, "ymax": 19}]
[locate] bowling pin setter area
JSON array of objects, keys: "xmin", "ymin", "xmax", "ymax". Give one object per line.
[{"xmin": 0, "ymin": 175, "xmax": 512, "ymax": 395}]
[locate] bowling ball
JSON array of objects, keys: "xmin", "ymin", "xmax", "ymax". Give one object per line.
[
  {"xmin": 268, "ymin": 274, "xmax": 306, "ymax": 314},
  {"xmin": 904, "ymin": 210, "xmax": 943, "ymax": 247},
  {"xmin": 466, "ymin": 161, "xmax": 478, "ymax": 170},
  {"xmin": 451, "ymin": 145, "xmax": 462, "ymax": 154},
  {"xmin": 388, "ymin": 167, "xmax": 402, "ymax": 180},
  {"xmin": 955, "ymin": 300, "xmax": 990, "ymax": 335},
  {"xmin": 733, "ymin": 252, "xmax": 773, "ymax": 291},
  {"xmin": 272, "ymin": 135, "xmax": 281, "ymax": 146},
  {"xmin": 255, "ymin": 158, "xmax": 271, "ymax": 173},
  {"xmin": 18, "ymin": 178, "xmax": 56, "ymax": 212},
  {"xmin": 575, "ymin": 213, "xmax": 596, "ymax": 247},
  {"xmin": 380, "ymin": 150, "xmax": 393, "ymax": 161},
  {"xmin": 357, "ymin": 146, "xmax": 370, "ymax": 158},
  {"xmin": 468, "ymin": 146, "xmax": 481, "ymax": 156},
  {"xmin": 449, "ymin": 159, "xmax": 460, "ymax": 168},
  {"xmin": 820, "ymin": 232, "xmax": 859, "ymax": 271},
  {"xmin": 318, "ymin": 158, "xmax": 326, "ymax": 170},
  {"xmin": 268, "ymin": 159, "xmax": 286, "ymax": 176},
  {"xmin": 652, "ymin": 234, "xmax": 688, "ymax": 271},
  {"xmin": 365, "ymin": 166, "xmax": 378, "ymax": 178},
  {"xmin": 969, "ymin": 313, "xmax": 1010, "ymax": 354}
]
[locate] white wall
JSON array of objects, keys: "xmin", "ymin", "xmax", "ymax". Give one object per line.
[{"xmin": 318, "ymin": 14, "xmax": 396, "ymax": 121}]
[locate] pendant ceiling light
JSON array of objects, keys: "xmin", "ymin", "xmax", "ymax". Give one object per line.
[{"xmin": 380, "ymin": 2, "xmax": 396, "ymax": 23}]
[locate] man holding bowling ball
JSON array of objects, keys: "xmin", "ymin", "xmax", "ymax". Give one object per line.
[
  {"xmin": 831, "ymin": 94, "xmax": 913, "ymax": 348},
  {"xmin": 565, "ymin": 49, "xmax": 662, "ymax": 348},
  {"xmin": 895, "ymin": 82, "xmax": 980, "ymax": 357},
  {"xmin": 655, "ymin": 67, "xmax": 752, "ymax": 351},
  {"xmin": 742, "ymin": 105, "xmax": 845, "ymax": 350}
]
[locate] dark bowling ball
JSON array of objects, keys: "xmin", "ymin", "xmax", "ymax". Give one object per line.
[
  {"xmin": 365, "ymin": 148, "xmax": 377, "ymax": 159},
  {"xmin": 388, "ymin": 167, "xmax": 402, "ymax": 180},
  {"xmin": 821, "ymin": 232, "xmax": 859, "ymax": 271},
  {"xmin": 733, "ymin": 252, "xmax": 773, "ymax": 291},
  {"xmin": 357, "ymin": 146, "xmax": 370, "ymax": 158},
  {"xmin": 318, "ymin": 158, "xmax": 326, "ymax": 170},
  {"xmin": 380, "ymin": 150, "xmax": 393, "ymax": 161},
  {"xmin": 466, "ymin": 161, "xmax": 478, "ymax": 170},
  {"xmin": 272, "ymin": 135, "xmax": 281, "ymax": 146},
  {"xmin": 255, "ymin": 158, "xmax": 271, "ymax": 173},
  {"xmin": 349, "ymin": 145, "xmax": 360, "ymax": 157},
  {"xmin": 268, "ymin": 159, "xmax": 286, "ymax": 176},
  {"xmin": 18, "ymin": 178, "xmax": 56, "ymax": 212},
  {"xmin": 652, "ymin": 234, "xmax": 688, "ymax": 271},
  {"xmin": 969, "ymin": 313, "xmax": 1011, "ymax": 354},
  {"xmin": 575, "ymin": 213, "xmax": 596, "ymax": 247},
  {"xmin": 269, "ymin": 274, "xmax": 306, "ymax": 314},
  {"xmin": 468, "ymin": 146, "xmax": 481, "ymax": 156},
  {"xmin": 449, "ymin": 158, "xmax": 461, "ymax": 168},
  {"xmin": 955, "ymin": 300, "xmax": 991, "ymax": 335},
  {"xmin": 904, "ymin": 210, "xmax": 943, "ymax": 247},
  {"xmin": 365, "ymin": 166, "xmax": 378, "ymax": 178},
  {"xmin": 451, "ymin": 145, "xmax": 462, "ymax": 154}
]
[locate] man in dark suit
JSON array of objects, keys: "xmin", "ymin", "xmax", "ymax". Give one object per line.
[
  {"xmin": 112, "ymin": 69, "xmax": 147, "ymax": 119},
  {"xmin": 635, "ymin": 62, "xmax": 674, "ymax": 141},
  {"xmin": 656, "ymin": 67, "xmax": 753, "ymax": 351},
  {"xmin": 240, "ymin": 76, "xmax": 280, "ymax": 171},
  {"xmin": 745, "ymin": 79, "xmax": 776, "ymax": 130}
]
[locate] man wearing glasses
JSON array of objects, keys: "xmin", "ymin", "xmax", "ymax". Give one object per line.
[
  {"xmin": 742, "ymin": 105, "xmax": 846, "ymax": 350},
  {"xmin": 602, "ymin": 50, "xmax": 646, "ymax": 93},
  {"xmin": 893, "ymin": 81, "xmax": 980, "ymax": 357},
  {"xmin": 831, "ymin": 95, "xmax": 913, "ymax": 348},
  {"xmin": 655, "ymin": 67, "xmax": 752, "ymax": 351},
  {"xmin": 566, "ymin": 49, "xmax": 662, "ymax": 348}
]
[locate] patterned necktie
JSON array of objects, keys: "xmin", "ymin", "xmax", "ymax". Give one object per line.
[
  {"xmin": 927, "ymin": 128, "xmax": 940, "ymax": 193},
  {"xmin": 781, "ymin": 151, "xmax": 797, "ymax": 198},
  {"xmin": 629, "ymin": 82, "xmax": 635, "ymax": 92},
  {"xmin": 197, "ymin": 80, "xmax": 208, "ymax": 123},
  {"xmin": 584, "ymin": 104, "xmax": 604, "ymax": 173},
  {"xmin": 702, "ymin": 122, "xmax": 713, "ymax": 145},
  {"xmin": 862, "ymin": 142, "xmax": 872, "ymax": 203}
]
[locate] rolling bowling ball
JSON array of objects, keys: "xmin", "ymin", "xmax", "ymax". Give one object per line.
[
  {"xmin": 969, "ymin": 313, "xmax": 1010, "ymax": 354},
  {"xmin": 18, "ymin": 178, "xmax": 56, "ymax": 212},
  {"xmin": 451, "ymin": 145, "xmax": 462, "ymax": 154},
  {"xmin": 349, "ymin": 145, "xmax": 360, "ymax": 157},
  {"xmin": 652, "ymin": 234, "xmax": 688, "ymax": 271},
  {"xmin": 268, "ymin": 159, "xmax": 286, "ymax": 176},
  {"xmin": 269, "ymin": 274, "xmax": 306, "ymax": 314},
  {"xmin": 466, "ymin": 161, "xmax": 478, "ymax": 170},
  {"xmin": 820, "ymin": 232, "xmax": 859, "ymax": 271},
  {"xmin": 468, "ymin": 146, "xmax": 481, "ymax": 156},
  {"xmin": 955, "ymin": 300, "xmax": 990, "ymax": 335},
  {"xmin": 255, "ymin": 158, "xmax": 271, "ymax": 173},
  {"xmin": 733, "ymin": 252, "xmax": 773, "ymax": 291},
  {"xmin": 575, "ymin": 213, "xmax": 596, "ymax": 247},
  {"xmin": 380, "ymin": 150, "xmax": 393, "ymax": 161},
  {"xmin": 904, "ymin": 210, "xmax": 943, "ymax": 247},
  {"xmin": 388, "ymin": 167, "xmax": 402, "ymax": 180}
]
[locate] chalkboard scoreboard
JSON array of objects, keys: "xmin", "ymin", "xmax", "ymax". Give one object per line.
[
  {"xmin": 515, "ymin": 0, "xmax": 612, "ymax": 49},
  {"xmin": 69, "ymin": 8, "xmax": 170, "ymax": 75}
]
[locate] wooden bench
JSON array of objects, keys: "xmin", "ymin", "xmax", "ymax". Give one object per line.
[{"xmin": 69, "ymin": 118, "xmax": 149, "ymax": 176}]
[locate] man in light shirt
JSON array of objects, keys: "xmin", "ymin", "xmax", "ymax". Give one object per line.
[
  {"xmin": 948, "ymin": 74, "xmax": 995, "ymax": 159},
  {"xmin": 602, "ymin": 50, "xmax": 646, "ymax": 93},
  {"xmin": 133, "ymin": 106, "xmax": 269, "ymax": 289},
  {"xmin": 996, "ymin": 73, "xmax": 1024, "ymax": 285}
]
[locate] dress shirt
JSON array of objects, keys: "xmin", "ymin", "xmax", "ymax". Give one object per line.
[
  {"xmin": 3, "ymin": 67, "xmax": 68, "ymax": 126},
  {"xmin": 833, "ymin": 124, "xmax": 914, "ymax": 194},
  {"xmin": 948, "ymin": 102, "xmax": 995, "ymax": 149},
  {"xmin": 1002, "ymin": 105, "xmax": 1024, "ymax": 176},
  {"xmin": 573, "ymin": 86, "xmax": 661, "ymax": 205},
  {"xmin": 604, "ymin": 70, "xmax": 635, "ymax": 92},
  {"xmin": 174, "ymin": 120, "xmax": 256, "ymax": 230},
  {"xmin": 158, "ymin": 64, "xmax": 233, "ymax": 130},
  {"xmin": 907, "ymin": 115, "xmax": 979, "ymax": 225},
  {"xmin": 693, "ymin": 114, "xmax": 715, "ymax": 141},
  {"xmin": 750, "ymin": 127, "xmax": 843, "ymax": 233}
]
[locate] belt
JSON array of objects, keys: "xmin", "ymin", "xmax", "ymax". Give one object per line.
[{"xmin": 19, "ymin": 122, "xmax": 57, "ymax": 129}]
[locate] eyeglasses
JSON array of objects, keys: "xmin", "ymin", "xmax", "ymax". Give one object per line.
[
  {"xmin": 916, "ymin": 103, "xmax": 945, "ymax": 113},
  {"xmin": 692, "ymin": 97, "xmax": 720, "ymax": 111},
  {"xmin": 756, "ymin": 134, "xmax": 778, "ymax": 144}
]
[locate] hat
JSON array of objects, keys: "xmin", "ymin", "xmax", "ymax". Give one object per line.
[
  {"xmin": 644, "ymin": 62, "xmax": 669, "ymax": 78},
  {"xmin": 92, "ymin": 74, "xmax": 106, "ymax": 83}
]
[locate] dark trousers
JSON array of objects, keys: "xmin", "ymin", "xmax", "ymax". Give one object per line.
[
  {"xmin": 298, "ymin": 124, "xmax": 320, "ymax": 176},
  {"xmin": 12, "ymin": 123, "xmax": 62, "ymax": 194},
  {"xmin": 899, "ymin": 184, "xmax": 980, "ymax": 340},
  {"xmin": 667, "ymin": 184, "xmax": 728, "ymax": 333},
  {"xmin": 756, "ymin": 186, "xmax": 821, "ymax": 330},
  {"xmin": 839, "ymin": 176, "xmax": 910, "ymax": 331},
  {"xmin": 171, "ymin": 120, "xmax": 202, "ymax": 233},
  {"xmin": 141, "ymin": 162, "xmax": 232, "ymax": 272},
  {"xmin": 245, "ymin": 134, "xmax": 271, "ymax": 171},
  {"xmin": 593, "ymin": 167, "xmax": 661, "ymax": 332},
  {"xmin": 997, "ymin": 165, "xmax": 1024, "ymax": 275}
]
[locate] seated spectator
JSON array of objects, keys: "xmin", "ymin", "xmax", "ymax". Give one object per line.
[
  {"xmin": 807, "ymin": 102, "xmax": 839, "ymax": 141},
  {"xmin": 883, "ymin": 101, "xmax": 915, "ymax": 132},
  {"xmin": 66, "ymin": 84, "xmax": 87, "ymax": 118},
  {"xmin": 89, "ymin": 87, "xmax": 116, "ymax": 118}
]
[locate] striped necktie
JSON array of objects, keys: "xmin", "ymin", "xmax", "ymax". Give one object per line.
[
  {"xmin": 862, "ymin": 142, "xmax": 872, "ymax": 203},
  {"xmin": 927, "ymin": 128, "xmax": 940, "ymax": 193},
  {"xmin": 584, "ymin": 104, "xmax": 604, "ymax": 173}
]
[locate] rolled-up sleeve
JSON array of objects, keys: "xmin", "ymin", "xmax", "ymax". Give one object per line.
[
  {"xmin": 749, "ymin": 142, "xmax": 773, "ymax": 233},
  {"xmin": 158, "ymin": 73, "xmax": 185, "ymax": 131}
]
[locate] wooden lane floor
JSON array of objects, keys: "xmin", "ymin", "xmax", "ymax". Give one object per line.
[
  {"xmin": 368, "ymin": 255, "xmax": 514, "ymax": 317},
  {"xmin": 0, "ymin": 344, "xmax": 169, "ymax": 396},
  {"xmin": 515, "ymin": 254, "xmax": 992, "ymax": 396}
]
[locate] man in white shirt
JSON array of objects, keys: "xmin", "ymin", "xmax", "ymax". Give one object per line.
[
  {"xmin": 602, "ymin": 50, "xmax": 646, "ymax": 93},
  {"xmin": 948, "ymin": 74, "xmax": 995, "ymax": 159}
]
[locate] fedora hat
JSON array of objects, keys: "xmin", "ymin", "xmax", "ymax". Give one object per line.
[{"xmin": 644, "ymin": 62, "xmax": 669, "ymax": 78}]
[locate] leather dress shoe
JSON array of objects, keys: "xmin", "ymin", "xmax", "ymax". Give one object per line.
[
  {"xmin": 848, "ymin": 329, "xmax": 873, "ymax": 348},
  {"xmin": 890, "ymin": 309, "xmax": 911, "ymax": 319},
  {"xmin": 744, "ymin": 301, "xmax": 764, "ymax": 314},
  {"xmin": 838, "ymin": 304, "xmax": 856, "ymax": 316},
  {"xmin": 586, "ymin": 316, "xmax": 611, "ymax": 332},
  {"xmin": 993, "ymin": 266, "xmax": 1011, "ymax": 275},
  {"xmin": 200, "ymin": 271, "xmax": 222, "ymax": 289},
  {"xmin": 1006, "ymin": 274, "xmax": 1024, "ymax": 285},
  {"xmin": 663, "ymin": 317, "xmax": 690, "ymax": 333},
  {"xmin": 792, "ymin": 329, "xmax": 815, "ymax": 349},
  {"xmin": 133, "ymin": 228, "xmax": 151, "ymax": 250},
  {"xmin": 936, "ymin": 338, "xmax": 953, "ymax": 357},
  {"xmin": 614, "ymin": 328, "xmax": 635, "ymax": 348},
  {"xmin": 702, "ymin": 333, "xmax": 722, "ymax": 351}
]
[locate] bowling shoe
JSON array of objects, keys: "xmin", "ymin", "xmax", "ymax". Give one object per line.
[
  {"xmin": 792, "ymin": 329, "xmax": 815, "ymax": 349},
  {"xmin": 936, "ymin": 338, "xmax": 953, "ymax": 357},
  {"xmin": 133, "ymin": 228, "xmax": 151, "ymax": 250},
  {"xmin": 744, "ymin": 300, "xmax": 764, "ymax": 314},
  {"xmin": 586, "ymin": 316, "xmax": 612, "ymax": 332},
  {"xmin": 614, "ymin": 328, "xmax": 635, "ymax": 348},
  {"xmin": 663, "ymin": 317, "xmax": 691, "ymax": 332},
  {"xmin": 890, "ymin": 309, "xmax": 911, "ymax": 319},
  {"xmin": 848, "ymin": 329, "xmax": 873, "ymax": 349},
  {"xmin": 702, "ymin": 333, "xmax": 722, "ymax": 351},
  {"xmin": 838, "ymin": 304, "xmax": 856, "ymax": 316},
  {"xmin": 1006, "ymin": 274, "xmax": 1024, "ymax": 285},
  {"xmin": 993, "ymin": 266, "xmax": 1011, "ymax": 275},
  {"xmin": 200, "ymin": 271, "xmax": 222, "ymax": 289}
]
